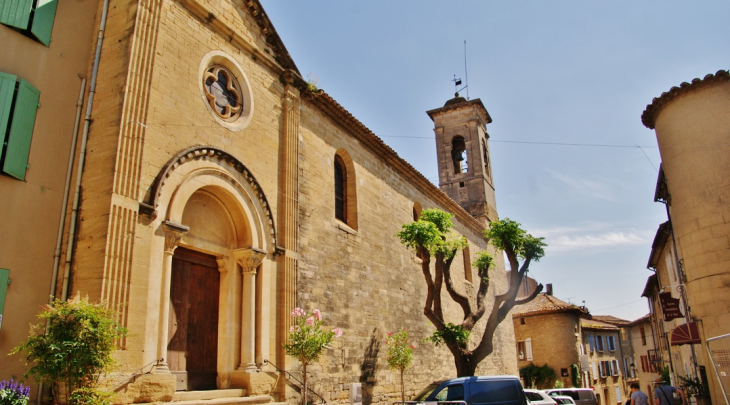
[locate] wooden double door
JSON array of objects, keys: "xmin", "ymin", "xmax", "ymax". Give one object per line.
[{"xmin": 168, "ymin": 248, "xmax": 220, "ymax": 391}]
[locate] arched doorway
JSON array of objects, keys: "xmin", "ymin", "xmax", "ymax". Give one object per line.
[{"xmin": 145, "ymin": 147, "xmax": 278, "ymax": 392}]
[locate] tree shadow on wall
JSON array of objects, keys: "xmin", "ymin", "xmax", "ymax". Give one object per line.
[{"xmin": 359, "ymin": 328, "xmax": 381, "ymax": 405}]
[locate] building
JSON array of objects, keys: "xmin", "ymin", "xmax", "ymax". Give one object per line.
[
  {"xmin": 512, "ymin": 289, "xmax": 632, "ymax": 405},
  {"xmin": 0, "ymin": 0, "xmax": 527, "ymax": 404},
  {"xmin": 512, "ymin": 289, "xmax": 587, "ymax": 389},
  {"xmin": 626, "ymin": 315, "xmax": 658, "ymax": 401},
  {"xmin": 0, "ymin": 0, "xmax": 100, "ymax": 389},
  {"xmin": 641, "ymin": 70, "xmax": 730, "ymax": 404},
  {"xmin": 581, "ymin": 318, "xmax": 628, "ymax": 405}
]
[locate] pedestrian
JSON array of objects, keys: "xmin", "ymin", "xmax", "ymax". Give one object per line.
[
  {"xmin": 653, "ymin": 376, "xmax": 686, "ymax": 405},
  {"xmin": 630, "ymin": 382, "xmax": 648, "ymax": 405}
]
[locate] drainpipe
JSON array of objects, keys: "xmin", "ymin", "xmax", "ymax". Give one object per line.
[
  {"xmin": 49, "ymin": 76, "xmax": 86, "ymax": 301},
  {"xmin": 61, "ymin": 0, "xmax": 110, "ymax": 301}
]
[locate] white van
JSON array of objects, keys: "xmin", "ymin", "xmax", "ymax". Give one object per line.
[{"xmin": 544, "ymin": 389, "xmax": 597, "ymax": 405}]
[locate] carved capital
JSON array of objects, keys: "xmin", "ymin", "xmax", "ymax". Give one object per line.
[
  {"xmin": 163, "ymin": 221, "xmax": 189, "ymax": 254},
  {"xmin": 233, "ymin": 247, "xmax": 267, "ymax": 274}
]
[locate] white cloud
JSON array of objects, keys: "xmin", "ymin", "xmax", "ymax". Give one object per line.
[{"xmin": 526, "ymin": 222, "xmax": 654, "ymax": 253}]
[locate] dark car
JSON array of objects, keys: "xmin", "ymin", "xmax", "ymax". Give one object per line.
[{"xmin": 411, "ymin": 375, "xmax": 528, "ymax": 405}]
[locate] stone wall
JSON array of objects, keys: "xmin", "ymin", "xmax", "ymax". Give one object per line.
[
  {"xmin": 294, "ymin": 97, "xmax": 518, "ymax": 404},
  {"xmin": 513, "ymin": 312, "xmax": 580, "ymax": 388}
]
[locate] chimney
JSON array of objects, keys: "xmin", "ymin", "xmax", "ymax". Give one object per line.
[{"xmin": 546, "ymin": 283, "xmax": 553, "ymax": 296}]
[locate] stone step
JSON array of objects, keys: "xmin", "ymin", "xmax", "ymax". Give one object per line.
[
  {"xmin": 172, "ymin": 389, "xmax": 247, "ymax": 402},
  {"xmin": 172, "ymin": 391, "xmax": 277, "ymax": 403},
  {"xmin": 169, "ymin": 397, "xmax": 272, "ymax": 405}
]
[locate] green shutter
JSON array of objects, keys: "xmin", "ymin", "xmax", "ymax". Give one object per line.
[
  {"xmin": 0, "ymin": 0, "xmax": 32, "ymax": 30},
  {"xmin": 30, "ymin": 0, "xmax": 57, "ymax": 46},
  {"xmin": 0, "ymin": 269, "xmax": 9, "ymax": 332},
  {"xmin": 0, "ymin": 72, "xmax": 17, "ymax": 163},
  {"xmin": 3, "ymin": 78, "xmax": 39, "ymax": 181}
]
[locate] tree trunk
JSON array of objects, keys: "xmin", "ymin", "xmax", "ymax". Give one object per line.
[
  {"xmin": 302, "ymin": 362, "xmax": 308, "ymax": 405},
  {"xmin": 454, "ymin": 354, "xmax": 479, "ymax": 377},
  {"xmin": 400, "ymin": 368, "xmax": 405, "ymax": 403}
]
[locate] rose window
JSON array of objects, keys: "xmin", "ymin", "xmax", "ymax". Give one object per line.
[{"xmin": 203, "ymin": 66, "xmax": 242, "ymax": 121}]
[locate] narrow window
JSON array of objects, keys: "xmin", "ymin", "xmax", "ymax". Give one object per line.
[
  {"xmin": 413, "ymin": 202, "xmax": 422, "ymax": 221},
  {"xmin": 482, "ymin": 141, "xmax": 491, "ymax": 177},
  {"xmin": 451, "ymin": 136, "xmax": 467, "ymax": 173},
  {"xmin": 607, "ymin": 335, "xmax": 616, "ymax": 351},
  {"xmin": 517, "ymin": 341, "xmax": 526, "ymax": 360},
  {"xmin": 640, "ymin": 326, "xmax": 646, "ymax": 346},
  {"xmin": 596, "ymin": 335, "xmax": 605, "ymax": 352},
  {"xmin": 334, "ymin": 155, "xmax": 347, "ymax": 222},
  {"xmin": 588, "ymin": 334, "xmax": 595, "ymax": 352},
  {"xmin": 463, "ymin": 244, "xmax": 472, "ymax": 282}
]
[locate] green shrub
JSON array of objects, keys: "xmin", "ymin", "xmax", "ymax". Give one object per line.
[{"xmin": 11, "ymin": 295, "xmax": 127, "ymax": 404}]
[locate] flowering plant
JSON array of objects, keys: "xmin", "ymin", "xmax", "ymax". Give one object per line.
[
  {"xmin": 283, "ymin": 308, "xmax": 341, "ymax": 405},
  {"xmin": 0, "ymin": 379, "xmax": 30, "ymax": 405},
  {"xmin": 385, "ymin": 329, "xmax": 414, "ymax": 403}
]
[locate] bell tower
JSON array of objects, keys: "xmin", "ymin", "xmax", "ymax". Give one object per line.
[{"xmin": 427, "ymin": 93, "xmax": 497, "ymax": 225}]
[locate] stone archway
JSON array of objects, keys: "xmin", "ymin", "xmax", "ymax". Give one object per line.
[{"xmin": 142, "ymin": 146, "xmax": 276, "ymax": 392}]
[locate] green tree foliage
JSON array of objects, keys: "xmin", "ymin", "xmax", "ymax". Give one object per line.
[
  {"xmin": 283, "ymin": 308, "xmax": 342, "ymax": 405},
  {"xmin": 519, "ymin": 363, "xmax": 557, "ymax": 389},
  {"xmin": 385, "ymin": 329, "xmax": 414, "ymax": 403},
  {"xmin": 570, "ymin": 363, "xmax": 581, "ymax": 387},
  {"xmin": 396, "ymin": 209, "xmax": 546, "ymax": 376},
  {"xmin": 11, "ymin": 295, "xmax": 127, "ymax": 404}
]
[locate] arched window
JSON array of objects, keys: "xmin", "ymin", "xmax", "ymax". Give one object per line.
[
  {"xmin": 463, "ymin": 244, "xmax": 473, "ymax": 283},
  {"xmin": 451, "ymin": 136, "xmax": 467, "ymax": 173},
  {"xmin": 334, "ymin": 155, "xmax": 347, "ymax": 222},
  {"xmin": 413, "ymin": 202, "xmax": 423, "ymax": 221},
  {"xmin": 334, "ymin": 149, "xmax": 358, "ymax": 229},
  {"xmin": 482, "ymin": 141, "xmax": 491, "ymax": 178}
]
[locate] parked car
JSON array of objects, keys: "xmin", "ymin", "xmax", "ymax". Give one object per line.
[
  {"xmin": 412, "ymin": 375, "xmax": 528, "ymax": 405},
  {"xmin": 552, "ymin": 396, "xmax": 576, "ymax": 405},
  {"xmin": 524, "ymin": 389, "xmax": 557, "ymax": 405},
  {"xmin": 544, "ymin": 389, "xmax": 597, "ymax": 405}
]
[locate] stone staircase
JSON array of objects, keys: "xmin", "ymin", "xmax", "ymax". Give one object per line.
[{"xmin": 166, "ymin": 390, "xmax": 287, "ymax": 405}]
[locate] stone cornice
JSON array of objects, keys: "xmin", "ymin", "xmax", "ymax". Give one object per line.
[
  {"xmin": 641, "ymin": 70, "xmax": 729, "ymax": 129},
  {"xmin": 426, "ymin": 97, "xmax": 492, "ymax": 125},
  {"xmin": 302, "ymin": 90, "xmax": 492, "ymax": 237}
]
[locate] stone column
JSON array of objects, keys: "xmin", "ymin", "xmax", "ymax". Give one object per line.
[
  {"xmin": 234, "ymin": 247, "xmax": 267, "ymax": 371},
  {"xmin": 154, "ymin": 221, "xmax": 189, "ymax": 373}
]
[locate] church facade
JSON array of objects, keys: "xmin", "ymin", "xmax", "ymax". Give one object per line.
[{"xmin": 1, "ymin": 0, "xmax": 520, "ymax": 403}]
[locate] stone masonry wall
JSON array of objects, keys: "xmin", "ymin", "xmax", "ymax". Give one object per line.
[
  {"xmin": 295, "ymin": 99, "xmax": 519, "ymax": 404},
  {"xmin": 513, "ymin": 312, "xmax": 580, "ymax": 388}
]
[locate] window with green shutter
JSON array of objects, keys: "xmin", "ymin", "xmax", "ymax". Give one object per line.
[
  {"xmin": 0, "ymin": 72, "xmax": 40, "ymax": 181},
  {"xmin": 0, "ymin": 269, "xmax": 9, "ymax": 332},
  {"xmin": 0, "ymin": 0, "xmax": 58, "ymax": 46}
]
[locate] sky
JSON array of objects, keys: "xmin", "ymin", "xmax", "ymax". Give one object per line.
[{"xmin": 259, "ymin": 1, "xmax": 730, "ymax": 321}]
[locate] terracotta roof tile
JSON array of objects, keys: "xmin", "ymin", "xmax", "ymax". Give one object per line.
[
  {"xmin": 512, "ymin": 293, "xmax": 586, "ymax": 317},
  {"xmin": 592, "ymin": 315, "xmax": 631, "ymax": 326},
  {"xmin": 641, "ymin": 70, "xmax": 730, "ymax": 129},
  {"xmin": 580, "ymin": 318, "xmax": 619, "ymax": 331}
]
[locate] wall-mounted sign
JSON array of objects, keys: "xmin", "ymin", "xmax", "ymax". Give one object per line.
[{"xmin": 659, "ymin": 292, "xmax": 683, "ymax": 321}]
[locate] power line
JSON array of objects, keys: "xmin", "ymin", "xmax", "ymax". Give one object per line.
[
  {"xmin": 378, "ymin": 134, "xmax": 657, "ymax": 148},
  {"xmin": 593, "ymin": 298, "xmax": 645, "ymax": 312}
]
